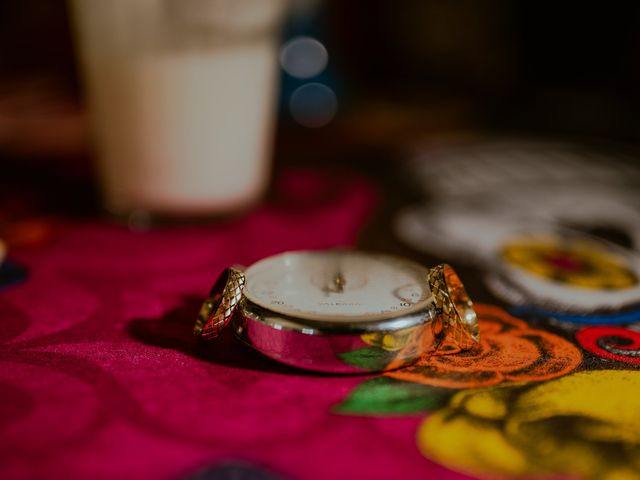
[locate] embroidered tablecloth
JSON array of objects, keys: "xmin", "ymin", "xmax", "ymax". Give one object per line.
[{"xmin": 2, "ymin": 156, "xmax": 640, "ymax": 480}]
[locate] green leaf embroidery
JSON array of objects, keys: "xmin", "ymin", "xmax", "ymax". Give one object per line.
[{"xmin": 334, "ymin": 377, "xmax": 453, "ymax": 416}]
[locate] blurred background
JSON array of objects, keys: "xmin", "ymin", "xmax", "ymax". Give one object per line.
[{"xmin": 1, "ymin": 0, "xmax": 640, "ymax": 221}]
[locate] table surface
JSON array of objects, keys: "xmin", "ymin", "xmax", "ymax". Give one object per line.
[{"xmin": 1, "ymin": 140, "xmax": 640, "ymax": 480}]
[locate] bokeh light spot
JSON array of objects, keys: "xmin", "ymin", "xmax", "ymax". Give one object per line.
[
  {"xmin": 289, "ymin": 83, "xmax": 338, "ymax": 128},
  {"xmin": 280, "ymin": 36, "xmax": 328, "ymax": 79}
]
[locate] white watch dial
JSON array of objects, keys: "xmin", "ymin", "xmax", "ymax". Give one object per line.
[{"xmin": 243, "ymin": 250, "xmax": 434, "ymax": 322}]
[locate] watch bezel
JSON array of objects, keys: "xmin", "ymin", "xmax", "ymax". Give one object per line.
[{"xmin": 238, "ymin": 296, "xmax": 437, "ymax": 335}]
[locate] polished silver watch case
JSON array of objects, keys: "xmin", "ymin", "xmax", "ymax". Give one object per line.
[{"xmin": 194, "ymin": 252, "xmax": 479, "ymax": 373}]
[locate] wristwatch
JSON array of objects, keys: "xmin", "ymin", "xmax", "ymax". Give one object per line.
[{"xmin": 195, "ymin": 250, "xmax": 479, "ymax": 373}]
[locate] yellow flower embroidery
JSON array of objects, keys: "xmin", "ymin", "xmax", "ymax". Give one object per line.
[
  {"xmin": 502, "ymin": 234, "xmax": 637, "ymax": 289},
  {"xmin": 418, "ymin": 370, "xmax": 640, "ymax": 480}
]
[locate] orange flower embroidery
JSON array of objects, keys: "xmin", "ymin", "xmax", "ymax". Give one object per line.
[{"xmin": 387, "ymin": 304, "xmax": 582, "ymax": 388}]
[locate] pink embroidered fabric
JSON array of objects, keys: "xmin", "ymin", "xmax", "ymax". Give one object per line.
[{"xmin": 0, "ymin": 171, "xmax": 470, "ymax": 480}]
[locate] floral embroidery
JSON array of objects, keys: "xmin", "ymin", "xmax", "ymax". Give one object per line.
[
  {"xmin": 576, "ymin": 326, "xmax": 640, "ymax": 365},
  {"xmin": 418, "ymin": 370, "xmax": 640, "ymax": 480},
  {"xmin": 386, "ymin": 304, "xmax": 582, "ymax": 388},
  {"xmin": 502, "ymin": 234, "xmax": 637, "ymax": 289}
]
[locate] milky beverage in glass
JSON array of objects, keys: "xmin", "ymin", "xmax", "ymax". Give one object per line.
[{"xmin": 70, "ymin": 0, "xmax": 287, "ymax": 217}]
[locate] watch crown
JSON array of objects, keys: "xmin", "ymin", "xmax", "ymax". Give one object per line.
[
  {"xmin": 194, "ymin": 265, "xmax": 246, "ymax": 340},
  {"xmin": 428, "ymin": 264, "xmax": 480, "ymax": 352}
]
